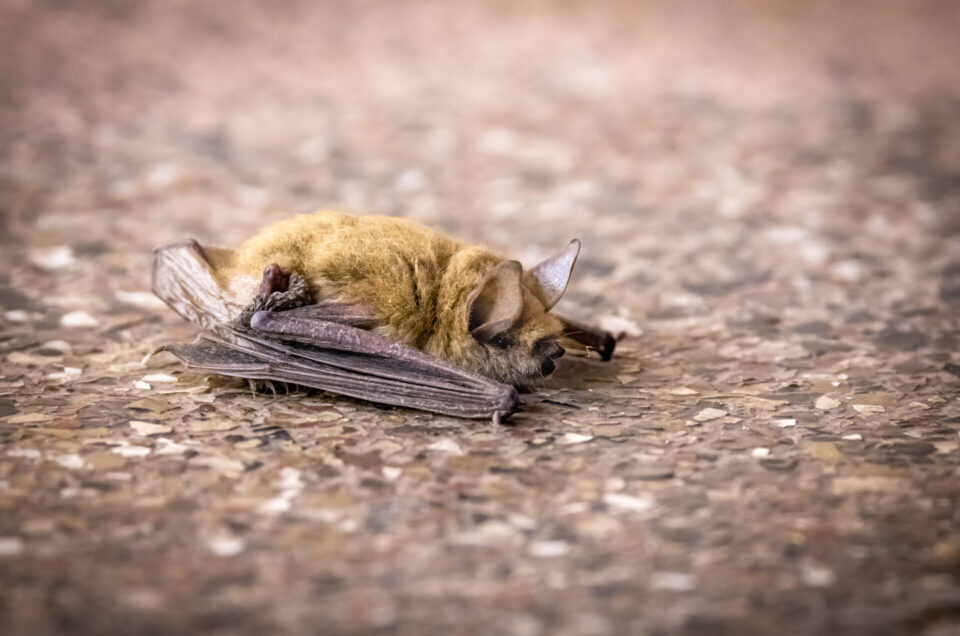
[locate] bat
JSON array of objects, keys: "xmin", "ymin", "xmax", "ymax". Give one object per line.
[{"xmin": 151, "ymin": 211, "xmax": 616, "ymax": 420}]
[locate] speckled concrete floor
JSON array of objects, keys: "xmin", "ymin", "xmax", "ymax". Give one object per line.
[{"xmin": 2, "ymin": 1, "xmax": 960, "ymax": 634}]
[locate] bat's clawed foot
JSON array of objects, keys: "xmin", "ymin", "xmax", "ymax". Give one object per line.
[
  {"xmin": 236, "ymin": 265, "xmax": 312, "ymax": 328},
  {"xmin": 257, "ymin": 264, "xmax": 311, "ymax": 311}
]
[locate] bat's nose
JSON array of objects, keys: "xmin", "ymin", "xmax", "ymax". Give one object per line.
[
  {"xmin": 543, "ymin": 342, "xmax": 565, "ymax": 360},
  {"xmin": 538, "ymin": 343, "xmax": 565, "ymax": 376}
]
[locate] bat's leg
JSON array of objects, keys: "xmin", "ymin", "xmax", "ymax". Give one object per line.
[{"xmin": 556, "ymin": 315, "xmax": 617, "ymax": 361}]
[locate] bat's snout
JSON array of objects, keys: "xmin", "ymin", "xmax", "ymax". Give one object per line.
[{"xmin": 537, "ymin": 341, "xmax": 566, "ymax": 376}]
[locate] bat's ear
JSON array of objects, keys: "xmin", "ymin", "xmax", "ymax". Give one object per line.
[
  {"xmin": 467, "ymin": 260, "xmax": 524, "ymax": 343},
  {"xmin": 523, "ymin": 239, "xmax": 580, "ymax": 311}
]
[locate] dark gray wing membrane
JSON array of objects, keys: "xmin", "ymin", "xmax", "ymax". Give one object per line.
[{"xmin": 152, "ymin": 240, "xmax": 518, "ymax": 419}]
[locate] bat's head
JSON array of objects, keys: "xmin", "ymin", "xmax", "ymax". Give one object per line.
[{"xmin": 457, "ymin": 240, "xmax": 580, "ymax": 386}]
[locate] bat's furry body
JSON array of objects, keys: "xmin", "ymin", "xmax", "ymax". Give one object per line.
[
  {"xmin": 152, "ymin": 211, "xmax": 616, "ymax": 419},
  {"xmin": 210, "ymin": 211, "xmax": 565, "ymax": 385}
]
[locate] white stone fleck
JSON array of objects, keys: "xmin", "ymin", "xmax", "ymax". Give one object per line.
[
  {"xmin": 842, "ymin": 433, "xmax": 863, "ymax": 441},
  {"xmin": 428, "ymin": 438, "xmax": 464, "ymax": 455},
  {"xmin": 146, "ymin": 163, "xmax": 180, "ymax": 188},
  {"xmin": 29, "ymin": 246, "xmax": 75, "ymax": 270},
  {"xmin": 0, "ymin": 537, "xmax": 25, "ymax": 556},
  {"xmin": 529, "ymin": 541, "xmax": 571, "ymax": 558},
  {"xmin": 143, "ymin": 373, "xmax": 177, "ymax": 383},
  {"xmin": 382, "ymin": 466, "xmax": 402, "ymax": 481},
  {"xmin": 208, "ymin": 536, "xmax": 246, "ymax": 557},
  {"xmin": 60, "ymin": 310, "xmax": 99, "ymax": 328},
  {"xmin": 650, "ymin": 571, "xmax": 696, "ymax": 591},
  {"xmin": 260, "ymin": 467, "xmax": 303, "ymax": 515},
  {"xmin": 603, "ymin": 492, "xmax": 655, "ymax": 512},
  {"xmin": 154, "ymin": 438, "xmax": 188, "ymax": 455},
  {"xmin": 4, "ymin": 310, "xmax": 28, "ymax": 322},
  {"xmin": 775, "ymin": 418, "xmax": 797, "ymax": 428},
  {"xmin": 833, "ymin": 259, "xmax": 863, "ymax": 282},
  {"xmin": 112, "ymin": 445, "xmax": 152, "ymax": 458},
  {"xmin": 41, "ymin": 340, "xmax": 71, "ymax": 354},
  {"xmin": 852, "ymin": 404, "xmax": 885, "ymax": 414},
  {"xmin": 47, "ymin": 367, "xmax": 82, "ymax": 381},
  {"xmin": 751, "ymin": 447, "xmax": 771, "ymax": 458},
  {"xmin": 394, "ymin": 169, "xmax": 427, "ymax": 193},
  {"xmin": 560, "ymin": 432, "xmax": 594, "ymax": 445},
  {"xmin": 134, "ymin": 380, "xmax": 151, "ymax": 390},
  {"xmin": 801, "ymin": 561, "xmax": 836, "ymax": 587},
  {"xmin": 54, "ymin": 454, "xmax": 86, "ymax": 470},
  {"xmin": 7, "ymin": 448, "xmax": 42, "ymax": 460}
]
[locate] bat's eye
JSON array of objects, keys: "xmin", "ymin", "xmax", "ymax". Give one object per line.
[{"xmin": 487, "ymin": 332, "xmax": 514, "ymax": 349}]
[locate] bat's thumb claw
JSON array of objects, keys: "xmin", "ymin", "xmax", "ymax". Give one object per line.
[{"xmin": 493, "ymin": 385, "xmax": 520, "ymax": 422}]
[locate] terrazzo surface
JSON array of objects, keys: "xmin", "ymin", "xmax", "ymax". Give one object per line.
[{"xmin": 1, "ymin": 1, "xmax": 959, "ymax": 634}]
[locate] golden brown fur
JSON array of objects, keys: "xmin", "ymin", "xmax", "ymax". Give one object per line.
[{"xmin": 210, "ymin": 211, "xmax": 565, "ymax": 385}]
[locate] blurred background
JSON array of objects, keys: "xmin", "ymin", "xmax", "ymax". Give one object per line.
[{"xmin": 2, "ymin": 1, "xmax": 960, "ymax": 634}]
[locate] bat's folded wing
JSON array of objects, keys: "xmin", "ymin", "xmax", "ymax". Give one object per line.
[
  {"xmin": 153, "ymin": 240, "xmax": 518, "ymax": 419},
  {"xmin": 164, "ymin": 323, "xmax": 518, "ymax": 419}
]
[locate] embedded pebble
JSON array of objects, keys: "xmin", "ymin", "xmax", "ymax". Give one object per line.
[
  {"xmin": 129, "ymin": 421, "xmax": 173, "ymax": 436},
  {"xmin": 0, "ymin": 537, "xmax": 25, "ymax": 556},
  {"xmin": 208, "ymin": 536, "xmax": 246, "ymax": 557},
  {"xmin": 111, "ymin": 445, "xmax": 152, "ymax": 458},
  {"xmin": 650, "ymin": 572, "xmax": 696, "ymax": 591},
  {"xmin": 29, "ymin": 246, "xmax": 75, "ymax": 270},
  {"xmin": 694, "ymin": 408, "xmax": 727, "ymax": 422},
  {"xmin": 560, "ymin": 432, "xmax": 594, "ymax": 445},
  {"xmin": 529, "ymin": 541, "xmax": 571, "ymax": 558},
  {"xmin": 142, "ymin": 374, "xmax": 177, "ymax": 383},
  {"xmin": 60, "ymin": 311, "xmax": 100, "ymax": 328},
  {"xmin": 603, "ymin": 493, "xmax": 655, "ymax": 512},
  {"xmin": 815, "ymin": 395, "xmax": 841, "ymax": 410}
]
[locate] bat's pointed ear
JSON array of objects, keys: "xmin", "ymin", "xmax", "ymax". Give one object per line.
[
  {"xmin": 467, "ymin": 260, "xmax": 524, "ymax": 343},
  {"xmin": 523, "ymin": 239, "xmax": 580, "ymax": 311}
]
